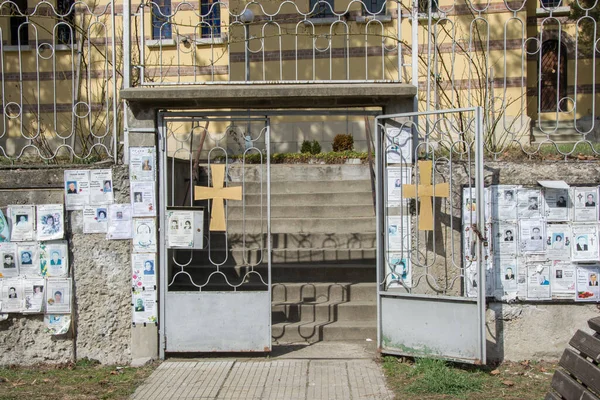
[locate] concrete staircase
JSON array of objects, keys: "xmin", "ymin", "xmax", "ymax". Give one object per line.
[{"xmin": 228, "ymin": 164, "xmax": 378, "ymax": 344}]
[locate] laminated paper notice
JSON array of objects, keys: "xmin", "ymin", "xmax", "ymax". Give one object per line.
[
  {"xmin": 517, "ymin": 188, "xmax": 543, "ymax": 219},
  {"xmin": 83, "ymin": 207, "xmax": 109, "ymax": 234},
  {"xmin": 385, "ymin": 128, "xmax": 412, "ymax": 164},
  {"xmin": 17, "ymin": 242, "xmax": 39, "ymax": 276},
  {"xmin": 132, "ymin": 289, "xmax": 157, "ymax": 324},
  {"xmin": 573, "ymin": 187, "xmax": 599, "ymax": 222},
  {"xmin": 64, "ymin": 170, "xmax": 90, "ymax": 210},
  {"xmin": 131, "ymin": 181, "xmax": 156, "ymax": 217},
  {"xmin": 44, "ymin": 315, "xmax": 71, "ymax": 335},
  {"xmin": 527, "ymin": 263, "xmax": 552, "ymax": 300},
  {"xmin": 386, "ymin": 252, "xmax": 411, "ymax": 289},
  {"xmin": 107, "ymin": 204, "xmax": 133, "ymax": 240},
  {"xmin": 133, "ymin": 218, "xmax": 157, "ymax": 252},
  {"xmin": 551, "ymin": 261, "xmax": 576, "ymax": 298},
  {"xmin": 45, "ymin": 278, "xmax": 72, "ymax": 314},
  {"xmin": 130, "ymin": 147, "xmax": 156, "ymax": 181},
  {"xmin": 36, "ymin": 204, "xmax": 64, "ymax": 241},
  {"xmin": 0, "ymin": 209, "xmax": 10, "ymax": 242},
  {"xmin": 387, "ymin": 216, "xmax": 410, "ymax": 251},
  {"xmin": 167, "ymin": 211, "xmax": 195, "ymax": 248},
  {"xmin": 8, "ymin": 205, "xmax": 35, "ymax": 242},
  {"xmin": 132, "ymin": 253, "xmax": 157, "ymax": 289},
  {"xmin": 40, "ymin": 241, "xmax": 69, "ymax": 277},
  {"xmin": 387, "ymin": 167, "xmax": 412, "ymax": 207},
  {"xmin": 22, "ymin": 278, "xmax": 45, "ymax": 313},
  {"xmin": 546, "ymin": 224, "xmax": 571, "ymax": 261},
  {"xmin": 576, "ymin": 265, "xmax": 600, "ymax": 301},
  {"xmin": 1, "ymin": 277, "xmax": 23, "ymax": 312},
  {"xmin": 572, "ymin": 224, "xmax": 599, "ymax": 262},
  {"xmin": 491, "ymin": 185, "xmax": 520, "ymax": 221},
  {"xmin": 89, "ymin": 169, "xmax": 114, "ymax": 206},
  {"xmin": 544, "ymin": 188, "xmax": 570, "ymax": 222},
  {"xmin": 0, "ymin": 242, "xmax": 19, "ymax": 278}
]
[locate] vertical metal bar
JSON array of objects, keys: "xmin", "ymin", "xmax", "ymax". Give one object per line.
[
  {"xmin": 375, "ymin": 116, "xmax": 383, "ymax": 350},
  {"xmin": 396, "ymin": 1, "xmax": 402, "ymax": 83},
  {"xmin": 474, "ymin": 106, "xmax": 486, "ymax": 364},
  {"xmin": 266, "ymin": 118, "xmax": 272, "ymax": 350},
  {"xmin": 111, "ymin": 0, "xmax": 118, "ymax": 162},
  {"xmin": 140, "ymin": 3, "xmax": 146, "ymax": 82},
  {"xmin": 158, "ymin": 113, "xmax": 167, "ymax": 359},
  {"xmin": 123, "ymin": 0, "xmax": 131, "ymax": 89}
]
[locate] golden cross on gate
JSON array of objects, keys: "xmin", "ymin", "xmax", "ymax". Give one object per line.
[
  {"xmin": 402, "ymin": 161, "xmax": 449, "ymax": 231},
  {"xmin": 194, "ymin": 164, "xmax": 242, "ymax": 232}
]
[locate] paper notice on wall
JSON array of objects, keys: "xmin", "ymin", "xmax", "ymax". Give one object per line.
[
  {"xmin": 36, "ymin": 204, "xmax": 64, "ymax": 241},
  {"xmin": 387, "ymin": 167, "xmax": 411, "ymax": 207},
  {"xmin": 494, "ymin": 256, "xmax": 518, "ymax": 297},
  {"xmin": 546, "ymin": 224, "xmax": 571, "ymax": 260},
  {"xmin": 387, "ymin": 216, "xmax": 410, "ymax": 251},
  {"xmin": 0, "ymin": 242, "xmax": 19, "ymax": 278},
  {"xmin": 22, "ymin": 278, "xmax": 45, "ymax": 313},
  {"xmin": 132, "ymin": 289, "xmax": 157, "ymax": 324},
  {"xmin": 107, "ymin": 204, "xmax": 133, "ymax": 240},
  {"xmin": 517, "ymin": 188, "xmax": 543, "ymax": 219},
  {"xmin": 462, "ymin": 187, "xmax": 490, "ymax": 225},
  {"xmin": 573, "ymin": 187, "xmax": 599, "ymax": 222},
  {"xmin": 130, "ymin": 147, "xmax": 157, "ymax": 181},
  {"xmin": 45, "ymin": 278, "xmax": 72, "ymax": 314},
  {"xmin": 518, "ymin": 219, "xmax": 545, "ymax": 254},
  {"xmin": 64, "ymin": 170, "xmax": 90, "ymax": 210},
  {"xmin": 40, "ymin": 241, "xmax": 69, "ymax": 277},
  {"xmin": 44, "ymin": 315, "xmax": 71, "ymax": 335},
  {"xmin": 17, "ymin": 242, "xmax": 39, "ymax": 276},
  {"xmin": 490, "ymin": 185, "xmax": 520, "ymax": 221},
  {"xmin": 576, "ymin": 265, "xmax": 600, "ymax": 301},
  {"xmin": 131, "ymin": 181, "xmax": 156, "ymax": 217},
  {"xmin": 132, "ymin": 253, "xmax": 157, "ymax": 289},
  {"xmin": 551, "ymin": 261, "xmax": 576, "ymax": 298},
  {"xmin": 0, "ymin": 209, "xmax": 10, "ymax": 242},
  {"xmin": 89, "ymin": 169, "xmax": 114, "ymax": 206},
  {"xmin": 526, "ymin": 263, "xmax": 552, "ymax": 300},
  {"xmin": 385, "ymin": 128, "xmax": 412, "ymax": 164},
  {"xmin": 167, "ymin": 211, "xmax": 195, "ymax": 248},
  {"xmin": 493, "ymin": 221, "xmax": 517, "ymax": 255},
  {"xmin": 133, "ymin": 218, "xmax": 157, "ymax": 252},
  {"xmin": 83, "ymin": 207, "xmax": 109, "ymax": 234},
  {"xmin": 1, "ymin": 278, "xmax": 23, "ymax": 312},
  {"xmin": 8, "ymin": 205, "xmax": 35, "ymax": 241},
  {"xmin": 544, "ymin": 188, "xmax": 570, "ymax": 222},
  {"xmin": 386, "ymin": 252, "xmax": 411, "ymax": 290},
  {"xmin": 572, "ymin": 224, "xmax": 599, "ymax": 262}
]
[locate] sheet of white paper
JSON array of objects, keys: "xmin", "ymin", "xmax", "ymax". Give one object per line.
[
  {"xmin": 546, "ymin": 224, "xmax": 571, "ymax": 260},
  {"xmin": 494, "ymin": 256, "xmax": 518, "ymax": 297},
  {"xmin": 527, "ymin": 263, "xmax": 552, "ymax": 300},
  {"xmin": 575, "ymin": 265, "xmax": 600, "ymax": 301},
  {"xmin": 517, "ymin": 188, "xmax": 543, "ymax": 219},
  {"xmin": 462, "ymin": 187, "xmax": 490, "ymax": 225},
  {"xmin": 490, "ymin": 185, "xmax": 520, "ymax": 221},
  {"xmin": 167, "ymin": 211, "xmax": 195, "ymax": 248},
  {"xmin": 44, "ymin": 315, "xmax": 71, "ymax": 335},
  {"xmin": 89, "ymin": 169, "xmax": 114, "ymax": 206},
  {"xmin": 45, "ymin": 278, "xmax": 72, "ymax": 313},
  {"xmin": 516, "ymin": 260, "xmax": 528, "ymax": 298},
  {"xmin": 385, "ymin": 128, "xmax": 412, "ymax": 164},
  {"xmin": 83, "ymin": 207, "xmax": 109, "ymax": 234},
  {"xmin": 544, "ymin": 188, "xmax": 570, "ymax": 221},
  {"xmin": 40, "ymin": 241, "xmax": 69, "ymax": 277},
  {"xmin": 493, "ymin": 221, "xmax": 518, "ymax": 255},
  {"xmin": 0, "ymin": 209, "xmax": 10, "ymax": 242},
  {"xmin": 551, "ymin": 261, "xmax": 576, "ymax": 297},
  {"xmin": 1, "ymin": 277, "xmax": 23, "ymax": 312},
  {"xmin": 0, "ymin": 242, "xmax": 19, "ymax": 278},
  {"xmin": 133, "ymin": 218, "xmax": 157, "ymax": 252},
  {"xmin": 131, "ymin": 181, "xmax": 157, "ymax": 217},
  {"xmin": 519, "ymin": 219, "xmax": 545, "ymax": 254},
  {"xmin": 64, "ymin": 170, "xmax": 90, "ymax": 211},
  {"xmin": 130, "ymin": 147, "xmax": 157, "ymax": 181},
  {"xmin": 17, "ymin": 242, "xmax": 40, "ymax": 276},
  {"xmin": 572, "ymin": 224, "xmax": 600, "ymax": 262},
  {"xmin": 132, "ymin": 289, "xmax": 157, "ymax": 324},
  {"xmin": 107, "ymin": 204, "xmax": 133, "ymax": 240},
  {"xmin": 573, "ymin": 187, "xmax": 599, "ymax": 222},
  {"xmin": 387, "ymin": 167, "xmax": 411, "ymax": 207},
  {"xmin": 22, "ymin": 278, "xmax": 45, "ymax": 313},
  {"xmin": 538, "ymin": 180, "xmax": 570, "ymax": 189},
  {"xmin": 386, "ymin": 252, "xmax": 412, "ymax": 289},
  {"xmin": 8, "ymin": 205, "xmax": 35, "ymax": 241},
  {"xmin": 132, "ymin": 253, "xmax": 157, "ymax": 290},
  {"xmin": 387, "ymin": 216, "xmax": 410, "ymax": 251},
  {"xmin": 36, "ymin": 204, "xmax": 64, "ymax": 241}
]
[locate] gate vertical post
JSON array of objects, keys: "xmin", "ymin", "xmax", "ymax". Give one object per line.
[
  {"xmin": 375, "ymin": 117, "xmax": 383, "ymax": 350},
  {"xmin": 474, "ymin": 106, "xmax": 487, "ymax": 364},
  {"xmin": 266, "ymin": 119, "xmax": 272, "ymax": 336},
  {"xmin": 158, "ymin": 113, "xmax": 167, "ymax": 360}
]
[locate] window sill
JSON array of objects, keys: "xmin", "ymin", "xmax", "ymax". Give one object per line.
[
  {"xmin": 417, "ymin": 12, "xmax": 445, "ymax": 21},
  {"xmin": 195, "ymin": 37, "xmax": 225, "ymax": 46},
  {"xmin": 146, "ymin": 39, "xmax": 176, "ymax": 48},
  {"xmin": 2, "ymin": 45, "xmax": 32, "ymax": 52},
  {"xmin": 536, "ymin": 6, "xmax": 571, "ymax": 16},
  {"xmin": 304, "ymin": 17, "xmax": 341, "ymax": 26},
  {"xmin": 356, "ymin": 14, "xmax": 392, "ymax": 23}
]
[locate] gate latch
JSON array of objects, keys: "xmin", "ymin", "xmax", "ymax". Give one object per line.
[{"xmin": 471, "ymin": 224, "xmax": 488, "ymax": 248}]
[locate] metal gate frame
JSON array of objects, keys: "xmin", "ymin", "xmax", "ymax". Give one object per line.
[
  {"xmin": 375, "ymin": 107, "xmax": 487, "ymax": 364},
  {"xmin": 157, "ymin": 112, "xmax": 272, "ymax": 357}
]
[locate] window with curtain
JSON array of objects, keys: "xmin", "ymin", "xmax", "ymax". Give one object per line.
[
  {"xmin": 152, "ymin": 0, "xmax": 172, "ymax": 40},
  {"xmin": 200, "ymin": 0, "xmax": 221, "ymax": 39}
]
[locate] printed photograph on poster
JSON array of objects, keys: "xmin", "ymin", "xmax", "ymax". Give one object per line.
[
  {"xmin": 551, "ymin": 261, "xmax": 575, "ymax": 297},
  {"xmin": 133, "ymin": 218, "xmax": 157, "ymax": 252},
  {"xmin": 544, "ymin": 188, "xmax": 570, "ymax": 221},
  {"xmin": 83, "ymin": 207, "xmax": 109, "ymax": 234},
  {"xmin": 0, "ymin": 242, "xmax": 19, "ymax": 278},
  {"xmin": 493, "ymin": 221, "xmax": 517, "ymax": 255},
  {"xmin": 387, "ymin": 216, "xmax": 410, "ymax": 251},
  {"xmin": 1, "ymin": 278, "xmax": 23, "ymax": 312},
  {"xmin": 0, "ymin": 209, "xmax": 10, "ymax": 242},
  {"xmin": 36, "ymin": 204, "xmax": 64, "ymax": 241},
  {"xmin": 517, "ymin": 262, "xmax": 528, "ymax": 298},
  {"xmin": 167, "ymin": 211, "xmax": 195, "ymax": 248},
  {"xmin": 17, "ymin": 242, "xmax": 39, "ymax": 276},
  {"xmin": 385, "ymin": 128, "xmax": 412, "ymax": 164},
  {"xmin": 64, "ymin": 170, "xmax": 90, "ymax": 210},
  {"xmin": 527, "ymin": 264, "xmax": 551, "ymax": 300},
  {"xmin": 387, "ymin": 167, "xmax": 411, "ymax": 207},
  {"xmin": 132, "ymin": 253, "xmax": 157, "ymax": 289},
  {"xmin": 129, "ymin": 147, "xmax": 157, "ymax": 181},
  {"xmin": 8, "ymin": 205, "xmax": 34, "ymax": 241},
  {"xmin": 107, "ymin": 204, "xmax": 133, "ymax": 240},
  {"xmin": 494, "ymin": 256, "xmax": 518, "ymax": 295},
  {"xmin": 44, "ymin": 315, "xmax": 71, "ymax": 335},
  {"xmin": 89, "ymin": 169, "xmax": 114, "ymax": 206},
  {"xmin": 573, "ymin": 187, "xmax": 599, "ymax": 222},
  {"xmin": 132, "ymin": 289, "xmax": 157, "ymax": 324},
  {"xmin": 131, "ymin": 181, "xmax": 156, "ymax": 217},
  {"xmin": 386, "ymin": 252, "xmax": 411, "ymax": 289},
  {"xmin": 518, "ymin": 219, "xmax": 545, "ymax": 253},
  {"xmin": 546, "ymin": 224, "xmax": 571, "ymax": 260},
  {"xmin": 575, "ymin": 265, "xmax": 600, "ymax": 301},
  {"xmin": 491, "ymin": 185, "xmax": 520, "ymax": 221},
  {"xmin": 517, "ymin": 189, "xmax": 543, "ymax": 219},
  {"xmin": 22, "ymin": 278, "xmax": 45, "ymax": 313},
  {"xmin": 40, "ymin": 241, "xmax": 69, "ymax": 277},
  {"xmin": 45, "ymin": 278, "xmax": 72, "ymax": 313},
  {"xmin": 572, "ymin": 224, "xmax": 599, "ymax": 261}
]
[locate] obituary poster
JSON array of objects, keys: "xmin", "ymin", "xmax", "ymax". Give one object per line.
[
  {"xmin": 387, "ymin": 167, "xmax": 411, "ymax": 207},
  {"xmin": 45, "ymin": 278, "xmax": 72, "ymax": 313},
  {"xmin": 44, "ymin": 315, "xmax": 71, "ymax": 335},
  {"xmin": 385, "ymin": 128, "xmax": 412, "ymax": 164},
  {"xmin": 493, "ymin": 221, "xmax": 517, "ymax": 255},
  {"xmin": 131, "ymin": 181, "xmax": 156, "ymax": 217},
  {"xmin": 387, "ymin": 216, "xmax": 410, "ymax": 251},
  {"xmin": 64, "ymin": 170, "xmax": 90, "ymax": 210},
  {"xmin": 546, "ymin": 224, "xmax": 571, "ymax": 261},
  {"xmin": 89, "ymin": 169, "xmax": 114, "ymax": 206},
  {"xmin": 133, "ymin": 218, "xmax": 157, "ymax": 252},
  {"xmin": 36, "ymin": 204, "xmax": 64, "ymax": 241},
  {"xmin": 1, "ymin": 277, "xmax": 23, "ymax": 312},
  {"xmin": 462, "ymin": 187, "xmax": 490, "ymax": 225},
  {"xmin": 40, "ymin": 241, "xmax": 69, "ymax": 277},
  {"xmin": 575, "ymin": 264, "xmax": 600, "ymax": 302},
  {"xmin": 132, "ymin": 289, "xmax": 157, "ymax": 324},
  {"xmin": 129, "ymin": 147, "xmax": 156, "ymax": 181},
  {"xmin": 573, "ymin": 187, "xmax": 599, "ymax": 222},
  {"xmin": 0, "ymin": 209, "xmax": 10, "ymax": 242},
  {"xmin": 17, "ymin": 242, "xmax": 39, "ymax": 276},
  {"xmin": 572, "ymin": 224, "xmax": 600, "ymax": 262},
  {"xmin": 83, "ymin": 207, "xmax": 109, "ymax": 234},
  {"xmin": 8, "ymin": 205, "xmax": 35, "ymax": 242},
  {"xmin": 107, "ymin": 204, "xmax": 133, "ymax": 240},
  {"xmin": 551, "ymin": 261, "xmax": 576, "ymax": 298},
  {"xmin": 526, "ymin": 263, "xmax": 552, "ymax": 300},
  {"xmin": 519, "ymin": 219, "xmax": 545, "ymax": 254},
  {"xmin": 22, "ymin": 278, "xmax": 45, "ymax": 313},
  {"xmin": 132, "ymin": 253, "xmax": 157, "ymax": 289},
  {"xmin": 167, "ymin": 211, "xmax": 195, "ymax": 248},
  {"xmin": 491, "ymin": 185, "xmax": 520, "ymax": 221},
  {"xmin": 517, "ymin": 188, "xmax": 543, "ymax": 219},
  {"xmin": 494, "ymin": 256, "xmax": 518, "ymax": 296},
  {"xmin": 386, "ymin": 252, "xmax": 412, "ymax": 289},
  {"xmin": 0, "ymin": 242, "xmax": 19, "ymax": 278},
  {"xmin": 544, "ymin": 188, "xmax": 570, "ymax": 221}
]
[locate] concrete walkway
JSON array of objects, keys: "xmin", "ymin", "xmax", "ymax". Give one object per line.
[{"xmin": 131, "ymin": 343, "xmax": 394, "ymax": 400}]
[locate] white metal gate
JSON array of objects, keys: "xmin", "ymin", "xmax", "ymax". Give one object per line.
[
  {"xmin": 158, "ymin": 112, "xmax": 271, "ymax": 355},
  {"xmin": 376, "ymin": 107, "xmax": 487, "ymax": 364}
]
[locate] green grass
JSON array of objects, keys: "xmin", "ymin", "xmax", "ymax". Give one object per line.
[{"xmin": 406, "ymin": 358, "xmax": 484, "ymax": 396}]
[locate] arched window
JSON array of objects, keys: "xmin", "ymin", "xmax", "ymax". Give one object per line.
[{"xmin": 539, "ymin": 40, "xmax": 568, "ymax": 113}]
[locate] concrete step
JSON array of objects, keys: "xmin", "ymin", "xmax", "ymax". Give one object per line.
[
  {"xmin": 271, "ymin": 320, "xmax": 376, "ymax": 344},
  {"xmin": 229, "ymin": 180, "xmax": 373, "ymax": 195},
  {"xmin": 227, "ymin": 217, "xmax": 375, "ymax": 234},
  {"xmin": 272, "ymin": 301, "xmax": 376, "ymax": 324},
  {"xmin": 236, "ymin": 192, "xmax": 374, "ymax": 206},
  {"xmin": 271, "ymin": 282, "xmax": 377, "ymax": 303},
  {"xmin": 224, "ymin": 164, "xmax": 371, "ymax": 183},
  {"xmin": 232, "ymin": 248, "xmax": 376, "ymax": 264},
  {"xmin": 225, "ymin": 232, "xmax": 378, "ymax": 250},
  {"xmin": 228, "ymin": 205, "xmax": 374, "ymax": 219}
]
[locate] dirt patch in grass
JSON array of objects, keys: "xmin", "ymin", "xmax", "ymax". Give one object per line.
[
  {"xmin": 382, "ymin": 356, "xmax": 556, "ymax": 400},
  {"xmin": 0, "ymin": 359, "xmax": 158, "ymax": 400}
]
